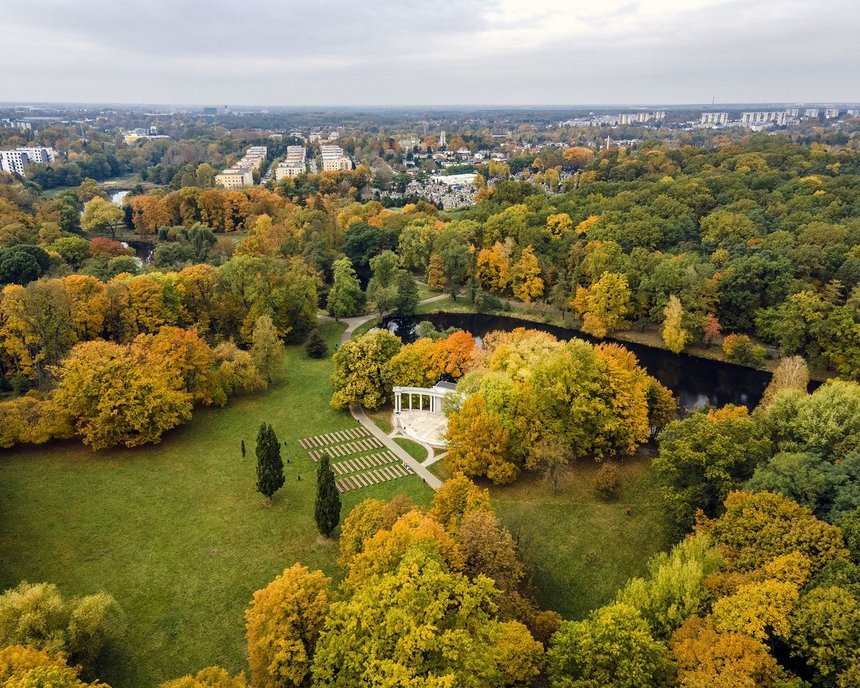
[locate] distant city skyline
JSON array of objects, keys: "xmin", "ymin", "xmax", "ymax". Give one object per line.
[{"xmin": 1, "ymin": 0, "xmax": 858, "ymax": 106}]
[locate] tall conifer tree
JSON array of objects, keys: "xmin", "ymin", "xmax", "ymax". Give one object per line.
[
  {"xmin": 256, "ymin": 423, "xmax": 284, "ymax": 504},
  {"xmin": 315, "ymin": 452, "xmax": 341, "ymax": 537}
]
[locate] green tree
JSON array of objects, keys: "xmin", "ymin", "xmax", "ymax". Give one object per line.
[
  {"xmin": 314, "ymin": 452, "xmax": 341, "ymax": 537},
  {"xmin": 0, "ymin": 581, "xmax": 122, "ymax": 673},
  {"xmin": 394, "ymin": 269, "xmax": 420, "ymax": 316},
  {"xmin": 326, "ymin": 257, "xmax": 365, "ymax": 320},
  {"xmin": 250, "ymin": 315, "xmax": 285, "ymax": 384},
  {"xmin": 548, "ymin": 603, "xmax": 673, "ymax": 688},
  {"xmin": 616, "ymin": 533, "xmax": 722, "ymax": 639},
  {"xmin": 255, "ymin": 423, "xmax": 284, "ymax": 505},
  {"xmin": 654, "ymin": 408, "xmax": 772, "ymax": 532},
  {"xmin": 81, "ymin": 197, "xmax": 123, "ymax": 238},
  {"xmin": 366, "ymin": 250, "xmax": 399, "ymax": 315},
  {"xmin": 330, "ymin": 329, "xmax": 402, "ymax": 410}
]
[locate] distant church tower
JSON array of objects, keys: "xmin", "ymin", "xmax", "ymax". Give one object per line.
[{"xmin": 439, "ymin": 130, "xmax": 447, "ymax": 148}]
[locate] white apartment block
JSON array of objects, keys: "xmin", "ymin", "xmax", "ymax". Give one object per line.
[
  {"xmin": 700, "ymin": 112, "xmax": 729, "ymax": 125},
  {"xmin": 803, "ymin": 108, "xmax": 819, "ymax": 118},
  {"xmin": 215, "ymin": 145, "xmax": 268, "ymax": 187},
  {"xmin": 1, "ymin": 119, "xmax": 32, "ymax": 131},
  {"xmin": 274, "ymin": 146, "xmax": 307, "ymax": 181},
  {"xmin": 237, "ymin": 145, "xmax": 268, "ymax": 171},
  {"xmin": 740, "ymin": 111, "xmax": 788, "ymax": 126},
  {"xmin": 824, "ymin": 108, "xmax": 840, "ymax": 119},
  {"xmin": 319, "ymin": 145, "xmax": 352, "ymax": 172},
  {"xmin": 0, "ymin": 147, "xmax": 56, "ymax": 176},
  {"xmin": 214, "ymin": 167, "xmax": 254, "ymax": 189},
  {"xmin": 785, "ymin": 108, "xmax": 800, "ymax": 118}
]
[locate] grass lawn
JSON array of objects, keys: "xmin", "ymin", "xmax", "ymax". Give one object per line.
[
  {"xmin": 393, "ymin": 437, "xmax": 429, "ymax": 462},
  {"xmin": 0, "ymin": 321, "xmax": 433, "ymax": 688},
  {"xmin": 415, "ymin": 281, "xmax": 442, "ymax": 301},
  {"xmin": 364, "ymin": 406, "xmax": 393, "ymax": 434},
  {"xmin": 427, "ymin": 459, "xmax": 450, "ymax": 482},
  {"xmin": 489, "ymin": 457, "xmax": 672, "ymax": 620}
]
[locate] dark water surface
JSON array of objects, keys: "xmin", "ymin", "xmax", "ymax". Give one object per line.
[{"xmin": 383, "ymin": 312, "xmax": 775, "ymax": 411}]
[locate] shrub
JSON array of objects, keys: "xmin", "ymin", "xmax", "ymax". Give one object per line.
[
  {"xmin": 594, "ymin": 462, "xmax": 622, "ymax": 500},
  {"xmin": 722, "ymin": 334, "xmax": 767, "ymax": 368},
  {"xmin": 474, "ymin": 289, "xmax": 503, "ymax": 313},
  {"xmin": 305, "ymin": 328, "xmax": 328, "ymax": 359}
]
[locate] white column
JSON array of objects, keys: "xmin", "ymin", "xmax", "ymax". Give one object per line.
[{"xmin": 419, "ymin": 395, "xmax": 423, "ymax": 411}]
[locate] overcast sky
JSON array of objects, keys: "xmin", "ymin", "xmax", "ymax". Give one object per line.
[{"xmin": 1, "ymin": 0, "xmax": 858, "ymax": 106}]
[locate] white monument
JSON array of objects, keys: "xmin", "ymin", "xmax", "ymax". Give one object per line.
[{"xmin": 392, "ymin": 381, "xmax": 457, "ymax": 448}]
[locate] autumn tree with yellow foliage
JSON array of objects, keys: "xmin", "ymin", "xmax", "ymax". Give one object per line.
[
  {"xmin": 661, "ymin": 295, "xmax": 690, "ymax": 354},
  {"xmin": 245, "ymin": 564, "xmax": 330, "ymax": 688},
  {"xmin": 511, "ymin": 245, "xmax": 544, "ymax": 302},
  {"xmin": 572, "ymin": 271, "xmax": 631, "ymax": 337}
]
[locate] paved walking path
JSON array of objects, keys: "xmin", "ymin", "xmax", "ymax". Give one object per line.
[
  {"xmin": 351, "ymin": 406, "xmax": 442, "ymax": 490},
  {"xmin": 320, "ymin": 291, "xmax": 451, "ymax": 491},
  {"xmin": 320, "ymin": 293, "xmax": 451, "ymax": 347}
]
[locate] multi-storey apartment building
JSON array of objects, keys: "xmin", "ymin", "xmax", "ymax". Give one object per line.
[
  {"xmin": 0, "ymin": 147, "xmax": 56, "ymax": 176},
  {"xmin": 274, "ymin": 146, "xmax": 307, "ymax": 180},
  {"xmin": 214, "ymin": 168, "xmax": 254, "ymax": 189},
  {"xmin": 319, "ymin": 145, "xmax": 352, "ymax": 172},
  {"xmin": 214, "ymin": 145, "xmax": 268, "ymax": 188}
]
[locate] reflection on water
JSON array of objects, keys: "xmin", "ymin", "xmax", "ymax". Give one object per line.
[
  {"xmin": 111, "ymin": 190, "xmax": 129, "ymax": 206},
  {"xmin": 384, "ymin": 312, "xmax": 775, "ymax": 411}
]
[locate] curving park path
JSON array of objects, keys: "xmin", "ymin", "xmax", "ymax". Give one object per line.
[
  {"xmin": 321, "ymin": 292, "xmax": 450, "ymax": 347},
  {"xmin": 320, "ymin": 292, "xmax": 450, "ymax": 490}
]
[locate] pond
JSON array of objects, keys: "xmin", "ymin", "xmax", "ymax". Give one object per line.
[
  {"xmin": 110, "ymin": 190, "xmax": 129, "ymax": 206},
  {"xmin": 383, "ymin": 312, "xmax": 775, "ymax": 411}
]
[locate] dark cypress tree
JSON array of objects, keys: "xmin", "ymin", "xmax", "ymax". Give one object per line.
[
  {"xmin": 241, "ymin": 439, "xmax": 246, "ymax": 459},
  {"xmin": 305, "ymin": 328, "xmax": 328, "ymax": 359},
  {"xmin": 255, "ymin": 423, "xmax": 284, "ymax": 505},
  {"xmin": 314, "ymin": 452, "xmax": 341, "ymax": 537}
]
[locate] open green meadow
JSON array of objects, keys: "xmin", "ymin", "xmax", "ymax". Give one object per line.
[
  {"xmin": 490, "ymin": 458, "xmax": 671, "ymax": 619},
  {"xmin": 0, "ymin": 322, "xmax": 433, "ymax": 687}
]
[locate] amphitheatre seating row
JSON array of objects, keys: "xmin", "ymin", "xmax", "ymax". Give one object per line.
[
  {"xmin": 330, "ymin": 450, "xmax": 399, "ymax": 476},
  {"xmin": 298, "ymin": 427, "xmax": 412, "ymax": 493},
  {"xmin": 298, "ymin": 426, "xmax": 370, "ymax": 449},
  {"xmin": 304, "ymin": 438, "xmax": 383, "ymax": 462},
  {"xmin": 335, "ymin": 462, "xmax": 413, "ymax": 493}
]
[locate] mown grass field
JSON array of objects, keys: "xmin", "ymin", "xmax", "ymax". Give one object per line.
[
  {"xmin": 490, "ymin": 457, "xmax": 672, "ymax": 619},
  {"xmin": 0, "ymin": 322, "xmax": 433, "ymax": 688}
]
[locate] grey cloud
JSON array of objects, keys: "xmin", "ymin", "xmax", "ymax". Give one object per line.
[{"xmin": 0, "ymin": 0, "xmax": 857, "ymax": 105}]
